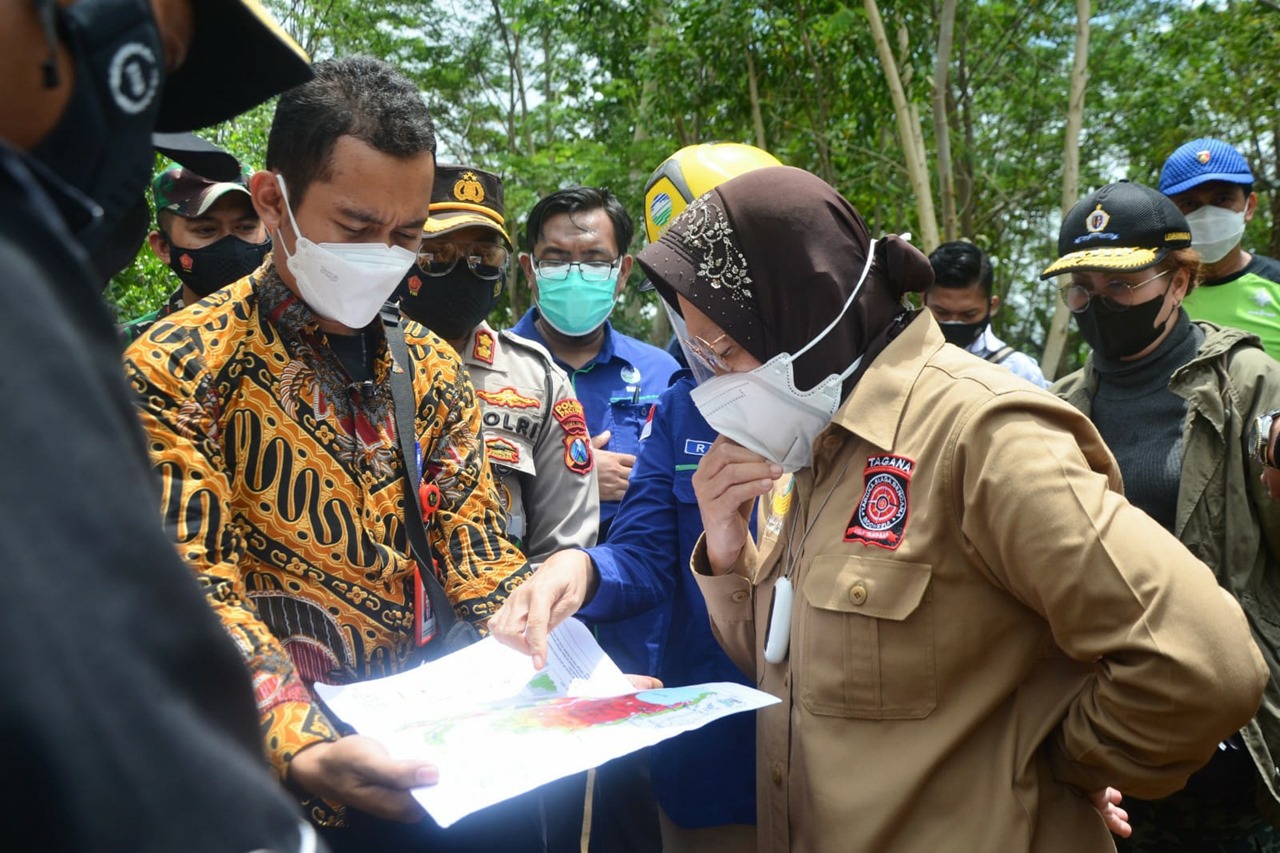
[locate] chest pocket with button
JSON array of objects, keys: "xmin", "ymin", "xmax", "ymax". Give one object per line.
[{"xmin": 797, "ymin": 554, "xmax": 936, "ymax": 720}]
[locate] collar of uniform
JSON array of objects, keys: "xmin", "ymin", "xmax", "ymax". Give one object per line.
[
  {"xmin": 519, "ymin": 307, "xmax": 620, "ymax": 370},
  {"xmin": 832, "ymin": 311, "xmax": 939, "ymax": 450},
  {"xmin": 971, "ymin": 323, "xmax": 1005, "ymax": 357}
]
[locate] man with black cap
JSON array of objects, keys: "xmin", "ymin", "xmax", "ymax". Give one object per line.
[
  {"xmin": 399, "ymin": 163, "xmax": 600, "ymax": 567},
  {"xmin": 1160, "ymin": 137, "xmax": 1280, "ymax": 357},
  {"xmin": 0, "ymin": 0, "xmax": 315, "ymax": 851},
  {"xmin": 398, "ymin": 162, "xmax": 601, "ymax": 853},
  {"xmin": 121, "ymin": 157, "xmax": 271, "ymax": 343}
]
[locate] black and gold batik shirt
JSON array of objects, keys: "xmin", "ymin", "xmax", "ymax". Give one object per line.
[{"xmin": 124, "ymin": 266, "xmax": 530, "ymax": 822}]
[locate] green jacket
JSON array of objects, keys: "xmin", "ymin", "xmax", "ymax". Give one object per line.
[{"xmin": 1055, "ymin": 321, "xmax": 1280, "ymax": 814}]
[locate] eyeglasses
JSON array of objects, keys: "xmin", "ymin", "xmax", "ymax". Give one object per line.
[
  {"xmin": 684, "ymin": 332, "xmax": 731, "ymax": 374},
  {"xmin": 1059, "ymin": 269, "xmax": 1172, "ymax": 314},
  {"xmin": 417, "ymin": 240, "xmax": 509, "ymax": 281},
  {"xmin": 532, "ymin": 257, "xmax": 621, "ymax": 282}
]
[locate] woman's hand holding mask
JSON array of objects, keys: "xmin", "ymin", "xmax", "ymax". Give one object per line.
[{"xmin": 692, "ymin": 436, "xmax": 782, "ymax": 573}]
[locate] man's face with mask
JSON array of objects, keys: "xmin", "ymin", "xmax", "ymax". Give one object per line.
[
  {"xmin": 250, "ymin": 135, "xmax": 434, "ymax": 334},
  {"xmin": 1168, "ymin": 181, "xmax": 1257, "ymax": 266},
  {"xmin": 148, "ymin": 192, "xmax": 268, "ymax": 297},
  {"xmin": 924, "ymin": 282, "xmax": 997, "ymax": 349}
]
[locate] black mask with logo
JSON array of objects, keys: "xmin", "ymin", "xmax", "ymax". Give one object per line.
[
  {"xmin": 1074, "ymin": 292, "xmax": 1169, "ymax": 361},
  {"xmin": 163, "ymin": 232, "xmax": 272, "ymax": 298},
  {"xmin": 939, "ymin": 315, "xmax": 989, "ymax": 348},
  {"xmin": 31, "ymin": 0, "xmax": 164, "ymax": 280},
  {"xmin": 398, "ymin": 266, "xmax": 502, "ymax": 342}
]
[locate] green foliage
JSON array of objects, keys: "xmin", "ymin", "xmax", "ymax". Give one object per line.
[{"xmin": 103, "ymin": 0, "xmax": 1280, "ymax": 362}]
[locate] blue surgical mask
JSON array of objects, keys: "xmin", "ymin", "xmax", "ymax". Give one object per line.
[{"xmin": 536, "ymin": 269, "xmax": 619, "ymax": 336}]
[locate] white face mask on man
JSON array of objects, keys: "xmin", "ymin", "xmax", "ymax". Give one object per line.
[
  {"xmin": 274, "ymin": 174, "xmax": 418, "ymax": 329},
  {"xmin": 689, "ymin": 240, "xmax": 878, "ymax": 473},
  {"xmin": 1185, "ymin": 204, "xmax": 1246, "ymax": 265}
]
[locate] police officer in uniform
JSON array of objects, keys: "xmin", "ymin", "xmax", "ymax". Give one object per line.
[{"xmin": 399, "ymin": 164, "xmax": 600, "ymax": 563}]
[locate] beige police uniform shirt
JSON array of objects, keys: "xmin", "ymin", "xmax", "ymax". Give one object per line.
[
  {"xmin": 457, "ymin": 321, "xmax": 599, "ymax": 564},
  {"xmin": 692, "ymin": 311, "xmax": 1267, "ymax": 852}
]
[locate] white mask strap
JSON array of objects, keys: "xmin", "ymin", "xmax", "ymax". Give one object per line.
[
  {"xmin": 274, "ymin": 173, "xmax": 304, "ymax": 261},
  {"xmin": 789, "ymin": 238, "xmax": 878, "ymax": 364}
]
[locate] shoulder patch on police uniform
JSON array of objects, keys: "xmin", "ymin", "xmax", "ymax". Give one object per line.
[
  {"xmin": 844, "ymin": 455, "xmax": 914, "ymax": 550},
  {"xmin": 478, "ymin": 386, "xmax": 540, "ymax": 409},
  {"xmin": 486, "ymin": 436, "xmax": 521, "ymax": 466},
  {"xmin": 552, "ymin": 398, "xmax": 594, "ymax": 475},
  {"xmin": 472, "ymin": 329, "xmax": 495, "ymax": 364}
]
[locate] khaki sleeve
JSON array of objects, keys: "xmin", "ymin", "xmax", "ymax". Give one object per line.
[
  {"xmin": 522, "ymin": 363, "xmax": 600, "ymax": 564},
  {"xmin": 122, "ymin": 335, "xmax": 337, "ymax": 783},
  {"xmin": 690, "ymin": 533, "xmax": 761, "ymax": 677},
  {"xmin": 952, "ymin": 390, "xmax": 1267, "ymax": 799}
]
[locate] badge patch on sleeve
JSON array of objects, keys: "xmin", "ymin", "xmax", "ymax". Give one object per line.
[
  {"xmin": 844, "ymin": 454, "xmax": 915, "ymax": 550},
  {"xmin": 471, "ymin": 329, "xmax": 496, "ymax": 364},
  {"xmin": 552, "ymin": 399, "xmax": 594, "ymax": 475},
  {"xmin": 486, "ymin": 436, "xmax": 521, "ymax": 465}
]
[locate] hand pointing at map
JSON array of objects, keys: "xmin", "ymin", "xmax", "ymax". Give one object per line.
[{"xmin": 490, "ymin": 549, "xmax": 600, "ymax": 669}]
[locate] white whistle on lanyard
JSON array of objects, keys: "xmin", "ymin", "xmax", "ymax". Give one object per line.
[{"xmin": 763, "ymin": 576, "xmax": 794, "ymax": 664}]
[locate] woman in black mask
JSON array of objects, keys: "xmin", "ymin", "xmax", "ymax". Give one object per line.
[{"xmin": 1048, "ymin": 180, "xmax": 1280, "ymax": 851}]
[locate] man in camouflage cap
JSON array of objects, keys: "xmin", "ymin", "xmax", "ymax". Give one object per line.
[{"xmin": 122, "ymin": 156, "xmax": 271, "ymax": 343}]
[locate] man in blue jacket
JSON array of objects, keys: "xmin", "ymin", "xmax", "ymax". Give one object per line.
[
  {"xmin": 495, "ymin": 143, "xmax": 781, "ymax": 851},
  {"xmin": 513, "ymin": 185, "xmax": 678, "ymax": 851}
]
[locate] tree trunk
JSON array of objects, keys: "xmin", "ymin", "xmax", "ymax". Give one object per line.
[
  {"xmin": 956, "ymin": 36, "xmax": 976, "ymax": 239},
  {"xmin": 490, "ymin": 0, "xmax": 532, "ymax": 157},
  {"xmin": 933, "ymin": 0, "xmax": 958, "ymax": 242},
  {"xmin": 746, "ymin": 40, "xmax": 767, "ymax": 151},
  {"xmin": 864, "ymin": 0, "xmax": 940, "ymax": 252},
  {"xmin": 1040, "ymin": 0, "xmax": 1091, "ymax": 381}
]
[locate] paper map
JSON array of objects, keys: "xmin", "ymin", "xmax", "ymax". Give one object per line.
[{"xmin": 314, "ymin": 618, "xmax": 778, "ymax": 827}]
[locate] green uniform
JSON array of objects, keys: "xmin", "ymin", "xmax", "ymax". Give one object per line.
[{"xmin": 1182, "ymin": 254, "xmax": 1280, "ymax": 358}]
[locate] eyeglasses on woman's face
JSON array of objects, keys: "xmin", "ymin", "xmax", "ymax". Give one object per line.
[
  {"xmin": 684, "ymin": 332, "xmax": 733, "ymax": 374},
  {"xmin": 1060, "ymin": 268, "xmax": 1172, "ymax": 313}
]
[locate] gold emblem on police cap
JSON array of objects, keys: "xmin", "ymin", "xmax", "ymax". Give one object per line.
[
  {"xmin": 453, "ymin": 171, "xmax": 486, "ymax": 204},
  {"xmin": 1086, "ymin": 204, "xmax": 1110, "ymax": 233}
]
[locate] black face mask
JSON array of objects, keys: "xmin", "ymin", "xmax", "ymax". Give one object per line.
[
  {"xmin": 939, "ymin": 315, "xmax": 989, "ymax": 348},
  {"xmin": 31, "ymin": 0, "xmax": 164, "ymax": 273},
  {"xmin": 398, "ymin": 266, "xmax": 502, "ymax": 341},
  {"xmin": 164, "ymin": 232, "xmax": 272, "ymax": 298},
  {"xmin": 1074, "ymin": 292, "xmax": 1169, "ymax": 361}
]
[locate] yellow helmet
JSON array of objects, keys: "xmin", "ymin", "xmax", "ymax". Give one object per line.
[{"xmin": 642, "ymin": 142, "xmax": 782, "ymax": 243}]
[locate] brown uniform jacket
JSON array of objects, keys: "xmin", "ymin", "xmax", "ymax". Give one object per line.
[{"xmin": 693, "ymin": 311, "xmax": 1268, "ymax": 852}]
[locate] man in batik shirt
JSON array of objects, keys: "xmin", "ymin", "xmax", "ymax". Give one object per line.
[{"xmin": 124, "ymin": 57, "xmax": 537, "ymax": 851}]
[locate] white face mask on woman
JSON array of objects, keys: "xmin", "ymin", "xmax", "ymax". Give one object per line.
[
  {"xmin": 689, "ymin": 240, "xmax": 878, "ymax": 473},
  {"xmin": 274, "ymin": 174, "xmax": 418, "ymax": 329},
  {"xmin": 1185, "ymin": 204, "xmax": 1246, "ymax": 265}
]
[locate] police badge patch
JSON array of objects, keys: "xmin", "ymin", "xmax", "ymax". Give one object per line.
[
  {"xmin": 552, "ymin": 399, "xmax": 594, "ymax": 476},
  {"xmin": 844, "ymin": 454, "xmax": 914, "ymax": 550}
]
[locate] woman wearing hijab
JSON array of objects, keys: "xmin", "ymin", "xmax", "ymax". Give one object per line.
[
  {"xmin": 1047, "ymin": 180, "xmax": 1280, "ymax": 851},
  {"xmin": 629, "ymin": 166, "xmax": 1267, "ymax": 852}
]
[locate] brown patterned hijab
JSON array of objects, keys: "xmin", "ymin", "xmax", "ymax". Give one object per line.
[{"xmin": 638, "ymin": 166, "xmax": 933, "ymax": 396}]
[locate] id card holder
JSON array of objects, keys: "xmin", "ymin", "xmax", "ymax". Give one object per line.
[{"xmin": 413, "ymin": 561, "xmax": 438, "ymax": 647}]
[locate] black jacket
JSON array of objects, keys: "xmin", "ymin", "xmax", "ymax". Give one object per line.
[{"xmin": 0, "ymin": 141, "xmax": 310, "ymax": 851}]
